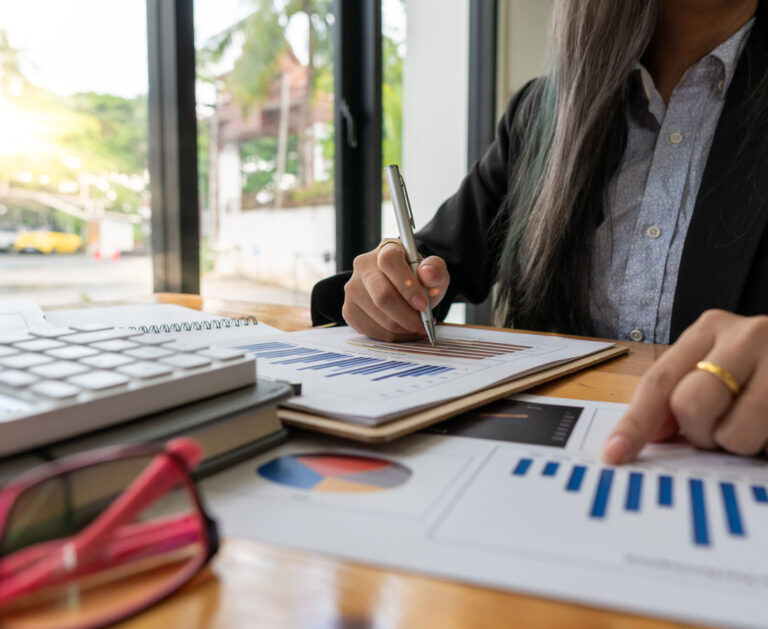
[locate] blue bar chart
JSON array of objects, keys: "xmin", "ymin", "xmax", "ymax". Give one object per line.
[
  {"xmin": 509, "ymin": 456, "xmax": 768, "ymax": 548},
  {"xmin": 237, "ymin": 341, "xmax": 454, "ymax": 381}
]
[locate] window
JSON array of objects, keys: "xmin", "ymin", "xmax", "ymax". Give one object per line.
[
  {"xmin": 194, "ymin": 0, "xmax": 336, "ymax": 307},
  {"xmin": 381, "ymin": 0, "xmax": 405, "ymax": 238},
  {"xmin": 0, "ymin": 1, "xmax": 151, "ymax": 306}
]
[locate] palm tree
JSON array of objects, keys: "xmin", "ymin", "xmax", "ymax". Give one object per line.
[{"xmin": 200, "ymin": 0, "xmax": 333, "ymax": 201}]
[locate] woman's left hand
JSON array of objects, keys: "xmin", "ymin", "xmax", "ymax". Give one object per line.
[{"xmin": 602, "ymin": 309, "xmax": 768, "ymax": 464}]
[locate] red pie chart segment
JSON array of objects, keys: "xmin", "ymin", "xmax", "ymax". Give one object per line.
[{"xmin": 297, "ymin": 454, "xmax": 391, "ymax": 477}]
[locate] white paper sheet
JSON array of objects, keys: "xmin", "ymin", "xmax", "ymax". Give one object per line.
[
  {"xmin": 226, "ymin": 326, "xmax": 613, "ymax": 425},
  {"xmin": 203, "ymin": 395, "xmax": 768, "ymax": 629},
  {"xmin": 0, "ymin": 300, "xmax": 48, "ymax": 333}
]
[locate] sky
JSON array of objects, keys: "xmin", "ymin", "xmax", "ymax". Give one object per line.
[{"xmin": 1, "ymin": 0, "xmax": 405, "ymax": 99}]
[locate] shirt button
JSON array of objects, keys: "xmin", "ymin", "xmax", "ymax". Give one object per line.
[
  {"xmin": 669, "ymin": 132, "xmax": 684, "ymax": 144},
  {"xmin": 716, "ymin": 79, "xmax": 725, "ymax": 93},
  {"xmin": 646, "ymin": 225, "xmax": 662, "ymax": 239},
  {"xmin": 629, "ymin": 329, "xmax": 645, "ymax": 342}
]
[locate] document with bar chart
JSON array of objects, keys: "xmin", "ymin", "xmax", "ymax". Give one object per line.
[
  {"xmin": 205, "ymin": 394, "xmax": 768, "ymax": 628},
  {"xmin": 228, "ymin": 326, "xmax": 613, "ymax": 424}
]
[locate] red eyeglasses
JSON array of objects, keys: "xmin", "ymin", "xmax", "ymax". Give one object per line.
[{"xmin": 0, "ymin": 438, "xmax": 218, "ymax": 629}]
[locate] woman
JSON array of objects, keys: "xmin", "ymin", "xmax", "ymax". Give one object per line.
[{"xmin": 313, "ymin": 0, "xmax": 768, "ymax": 464}]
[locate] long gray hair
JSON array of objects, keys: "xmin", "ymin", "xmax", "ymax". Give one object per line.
[{"xmin": 494, "ymin": 0, "xmax": 661, "ymax": 332}]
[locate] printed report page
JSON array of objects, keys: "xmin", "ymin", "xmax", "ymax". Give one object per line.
[{"xmin": 203, "ymin": 394, "xmax": 768, "ymax": 628}]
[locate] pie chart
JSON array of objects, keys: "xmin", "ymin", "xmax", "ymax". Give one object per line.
[{"xmin": 257, "ymin": 452, "xmax": 411, "ymax": 493}]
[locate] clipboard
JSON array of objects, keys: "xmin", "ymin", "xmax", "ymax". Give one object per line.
[{"xmin": 277, "ymin": 344, "xmax": 628, "ymax": 443}]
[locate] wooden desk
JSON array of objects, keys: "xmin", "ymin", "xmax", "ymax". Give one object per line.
[{"xmin": 81, "ymin": 295, "xmax": 684, "ymax": 629}]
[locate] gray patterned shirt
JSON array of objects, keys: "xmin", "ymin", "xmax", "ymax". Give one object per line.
[{"xmin": 589, "ymin": 20, "xmax": 754, "ymax": 344}]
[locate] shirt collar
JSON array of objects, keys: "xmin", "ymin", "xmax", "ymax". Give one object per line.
[
  {"xmin": 710, "ymin": 16, "xmax": 755, "ymax": 92},
  {"xmin": 632, "ymin": 16, "xmax": 755, "ymax": 103}
]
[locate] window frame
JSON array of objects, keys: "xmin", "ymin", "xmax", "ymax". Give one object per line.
[
  {"xmin": 465, "ymin": 0, "xmax": 498, "ymax": 325},
  {"xmin": 147, "ymin": 0, "xmax": 201, "ymax": 294},
  {"xmin": 333, "ymin": 0, "xmax": 383, "ymax": 272}
]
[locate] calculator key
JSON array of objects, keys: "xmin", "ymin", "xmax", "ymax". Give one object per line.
[
  {"xmin": 65, "ymin": 329, "xmax": 142, "ymax": 344},
  {"xmin": 0, "ymin": 370, "xmax": 39, "ymax": 387},
  {"xmin": 117, "ymin": 362, "xmax": 173, "ymax": 379},
  {"xmin": 47, "ymin": 345, "xmax": 100, "ymax": 360},
  {"xmin": 30, "ymin": 380, "xmax": 81, "ymax": 399},
  {"xmin": 197, "ymin": 348, "xmax": 246, "ymax": 361},
  {"xmin": 159, "ymin": 354, "xmax": 212, "ymax": 369},
  {"xmin": 80, "ymin": 353, "xmax": 134, "ymax": 369},
  {"xmin": 132, "ymin": 335, "xmax": 172, "ymax": 345},
  {"xmin": 67, "ymin": 371, "xmax": 130, "ymax": 390},
  {"xmin": 0, "ymin": 332, "xmax": 34, "ymax": 344},
  {"xmin": 0, "ymin": 346, "xmax": 20, "ymax": 358},
  {"xmin": 14, "ymin": 339, "xmax": 67, "ymax": 352},
  {"xmin": 161, "ymin": 340, "xmax": 209, "ymax": 353},
  {"xmin": 29, "ymin": 327, "xmax": 76, "ymax": 338},
  {"xmin": 0, "ymin": 353, "xmax": 54, "ymax": 369},
  {"xmin": 69, "ymin": 324, "xmax": 113, "ymax": 332},
  {"xmin": 124, "ymin": 346, "xmax": 173, "ymax": 360},
  {"xmin": 90, "ymin": 340, "xmax": 139, "ymax": 352},
  {"xmin": 30, "ymin": 361, "xmax": 90, "ymax": 379}
]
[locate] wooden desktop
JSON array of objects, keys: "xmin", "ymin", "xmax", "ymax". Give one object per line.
[{"xmin": 62, "ymin": 294, "xmax": 686, "ymax": 629}]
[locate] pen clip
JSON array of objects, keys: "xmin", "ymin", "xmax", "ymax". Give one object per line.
[{"xmin": 399, "ymin": 175, "xmax": 415, "ymax": 229}]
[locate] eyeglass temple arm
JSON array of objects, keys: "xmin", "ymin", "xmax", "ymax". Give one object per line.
[
  {"xmin": 0, "ymin": 513, "xmax": 201, "ymax": 603},
  {"xmin": 1, "ymin": 512, "xmax": 199, "ymax": 580},
  {"xmin": 0, "ymin": 439, "xmax": 202, "ymax": 603}
]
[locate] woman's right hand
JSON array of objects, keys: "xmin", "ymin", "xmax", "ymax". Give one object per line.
[{"xmin": 342, "ymin": 241, "xmax": 451, "ymax": 342}]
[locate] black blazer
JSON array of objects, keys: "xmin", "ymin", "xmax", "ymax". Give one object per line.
[{"xmin": 313, "ymin": 5, "xmax": 768, "ymax": 343}]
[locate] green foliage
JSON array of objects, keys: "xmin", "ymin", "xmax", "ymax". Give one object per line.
[
  {"xmin": 241, "ymin": 135, "xmax": 299, "ymax": 193},
  {"xmin": 382, "ymin": 33, "xmax": 403, "ymax": 169},
  {"xmin": 62, "ymin": 92, "xmax": 148, "ymax": 175},
  {"xmin": 198, "ymin": 118, "xmax": 210, "ymax": 208}
]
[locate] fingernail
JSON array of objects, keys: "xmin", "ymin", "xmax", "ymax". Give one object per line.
[
  {"xmin": 411, "ymin": 295, "xmax": 427, "ymax": 311},
  {"xmin": 421, "ymin": 265, "xmax": 436, "ymax": 281},
  {"xmin": 602, "ymin": 434, "xmax": 633, "ymax": 464}
]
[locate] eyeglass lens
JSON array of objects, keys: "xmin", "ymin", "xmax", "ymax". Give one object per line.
[{"xmin": 0, "ymin": 453, "xmax": 208, "ymax": 629}]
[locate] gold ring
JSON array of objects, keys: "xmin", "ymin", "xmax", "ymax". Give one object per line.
[
  {"xmin": 695, "ymin": 360, "xmax": 741, "ymax": 396},
  {"xmin": 376, "ymin": 238, "xmax": 407, "ymax": 258}
]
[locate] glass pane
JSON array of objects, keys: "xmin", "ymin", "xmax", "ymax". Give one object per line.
[
  {"xmin": 381, "ymin": 0, "xmax": 406, "ymax": 239},
  {"xmin": 0, "ymin": 2, "xmax": 152, "ymax": 306},
  {"xmin": 195, "ymin": 0, "xmax": 336, "ymax": 307}
]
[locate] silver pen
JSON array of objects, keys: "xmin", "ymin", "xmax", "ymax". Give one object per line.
[{"xmin": 385, "ymin": 164, "xmax": 437, "ymax": 346}]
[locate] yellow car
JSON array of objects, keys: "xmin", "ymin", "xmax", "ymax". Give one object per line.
[{"xmin": 14, "ymin": 230, "xmax": 83, "ymax": 254}]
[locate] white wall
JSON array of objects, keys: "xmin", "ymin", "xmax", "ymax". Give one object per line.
[
  {"xmin": 497, "ymin": 0, "xmax": 553, "ymax": 113},
  {"xmin": 216, "ymin": 205, "xmax": 335, "ymax": 292},
  {"xmin": 401, "ymin": 0, "xmax": 469, "ymax": 228}
]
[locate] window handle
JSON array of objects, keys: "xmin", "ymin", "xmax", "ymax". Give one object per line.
[{"xmin": 340, "ymin": 99, "xmax": 358, "ymax": 149}]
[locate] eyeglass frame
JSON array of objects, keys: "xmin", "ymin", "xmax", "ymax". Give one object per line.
[{"xmin": 0, "ymin": 440, "xmax": 219, "ymax": 629}]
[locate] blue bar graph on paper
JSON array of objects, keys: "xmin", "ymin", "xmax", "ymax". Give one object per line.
[
  {"xmin": 752, "ymin": 486, "xmax": 768, "ymax": 504},
  {"xmin": 590, "ymin": 469, "xmax": 614, "ymax": 519},
  {"xmin": 689, "ymin": 479, "xmax": 710, "ymax": 546},
  {"xmin": 625, "ymin": 472, "xmax": 643, "ymax": 512},
  {"xmin": 542, "ymin": 462, "xmax": 559, "ymax": 477},
  {"xmin": 512, "ymin": 458, "xmax": 533, "ymax": 476},
  {"xmin": 720, "ymin": 483, "xmax": 746, "ymax": 536},
  {"xmin": 237, "ymin": 341, "xmax": 454, "ymax": 381},
  {"xmin": 566, "ymin": 465, "xmax": 586, "ymax": 492},
  {"xmin": 658, "ymin": 475, "xmax": 673, "ymax": 507}
]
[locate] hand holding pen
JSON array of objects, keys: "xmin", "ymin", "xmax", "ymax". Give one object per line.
[{"xmin": 341, "ymin": 167, "xmax": 451, "ymax": 343}]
